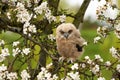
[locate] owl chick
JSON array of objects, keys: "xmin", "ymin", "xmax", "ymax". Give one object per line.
[{"xmin": 56, "ymin": 23, "xmax": 85, "ymax": 62}]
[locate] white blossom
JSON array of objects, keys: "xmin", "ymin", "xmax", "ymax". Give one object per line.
[
  {"xmin": 0, "ymin": 39, "xmax": 5, "ymax": 46},
  {"xmin": 16, "ymin": 2, "xmax": 32, "ymax": 23},
  {"xmin": 22, "ymin": 48, "xmax": 30, "ymax": 55},
  {"xmin": 48, "ymin": 34, "xmax": 56, "ymax": 41},
  {"xmin": 34, "ymin": 1, "xmax": 48, "ymax": 14},
  {"xmin": 37, "ymin": 67, "xmax": 51, "ymax": 80},
  {"xmin": 105, "ymin": 61, "xmax": 111, "ymax": 67},
  {"xmin": 83, "ymin": 41, "xmax": 87, "ymax": 46},
  {"xmin": 80, "ymin": 63, "xmax": 86, "ymax": 68},
  {"xmin": 116, "ymin": 64, "xmax": 120, "ymax": 73},
  {"xmin": 34, "ymin": 1, "xmax": 56, "ymax": 23},
  {"xmin": 67, "ymin": 72, "xmax": 80, "ymax": 80},
  {"xmin": 95, "ymin": 54, "xmax": 103, "ymax": 62},
  {"xmin": 60, "ymin": 14, "xmax": 66, "ymax": 23},
  {"xmin": 28, "ymin": 24, "xmax": 37, "ymax": 33},
  {"xmin": 63, "ymin": 76, "xmax": 72, "ymax": 80},
  {"xmin": 23, "ymin": 22, "xmax": 37, "ymax": 36},
  {"xmin": 1, "ymin": 48, "xmax": 10, "ymax": 57},
  {"xmin": 91, "ymin": 65, "xmax": 100, "ymax": 74},
  {"xmin": 0, "ymin": 64, "xmax": 7, "ymax": 72},
  {"xmin": 0, "ymin": 64, "xmax": 8, "ymax": 79},
  {"xmin": 84, "ymin": 56, "xmax": 90, "ymax": 60},
  {"xmin": 87, "ymin": 60, "xmax": 93, "ymax": 64},
  {"xmin": 13, "ymin": 41, "xmax": 20, "ymax": 47},
  {"xmin": 97, "ymin": 26, "xmax": 108, "ymax": 37},
  {"xmin": 0, "ymin": 55, "xmax": 5, "ymax": 62},
  {"xmin": 98, "ymin": 77, "xmax": 105, "ymax": 80},
  {"xmin": 111, "ymin": 78, "xmax": 115, "ymax": 80},
  {"xmin": 12, "ymin": 48, "xmax": 21, "ymax": 57},
  {"xmin": 109, "ymin": 47, "xmax": 119, "ymax": 58},
  {"xmin": 7, "ymin": 12, "xmax": 11, "ymax": 19},
  {"xmin": 45, "ymin": 10, "xmax": 56, "ymax": 23},
  {"xmin": 94, "ymin": 36, "xmax": 101, "ymax": 43},
  {"xmin": 7, "ymin": 72, "xmax": 18, "ymax": 80},
  {"xmin": 114, "ymin": 24, "xmax": 120, "ymax": 39},
  {"xmin": 52, "ymin": 74, "xmax": 58, "ymax": 80},
  {"xmin": 44, "ymin": 72, "xmax": 51, "ymax": 79},
  {"xmin": 71, "ymin": 63, "xmax": 79, "ymax": 70},
  {"xmin": 46, "ymin": 63, "xmax": 53, "ymax": 69},
  {"xmin": 21, "ymin": 70, "xmax": 30, "ymax": 80}
]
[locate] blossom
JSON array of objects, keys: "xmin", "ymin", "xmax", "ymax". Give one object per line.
[
  {"xmin": 13, "ymin": 41, "xmax": 20, "ymax": 47},
  {"xmin": 60, "ymin": 14, "xmax": 66, "ymax": 23},
  {"xmin": 62, "ymin": 76, "xmax": 72, "ymax": 80},
  {"xmin": 12, "ymin": 48, "xmax": 21, "ymax": 57},
  {"xmin": 83, "ymin": 41, "xmax": 87, "ymax": 46},
  {"xmin": 48, "ymin": 34, "xmax": 56, "ymax": 41},
  {"xmin": 114, "ymin": 24, "xmax": 120, "ymax": 39},
  {"xmin": 0, "ymin": 39, "xmax": 5, "ymax": 46},
  {"xmin": 7, "ymin": 12, "xmax": 11, "ymax": 19},
  {"xmin": 94, "ymin": 36, "xmax": 101, "ymax": 43},
  {"xmin": 34, "ymin": 1, "xmax": 48, "ymax": 14},
  {"xmin": 80, "ymin": 63, "xmax": 86, "ymax": 68},
  {"xmin": 23, "ymin": 22, "xmax": 37, "ymax": 36},
  {"xmin": 28, "ymin": 24, "xmax": 37, "ymax": 33},
  {"xmin": 105, "ymin": 61, "xmax": 111, "ymax": 67},
  {"xmin": 21, "ymin": 70, "xmax": 30, "ymax": 80},
  {"xmin": 84, "ymin": 56, "xmax": 90, "ymax": 60},
  {"xmin": 0, "ymin": 64, "xmax": 7, "ymax": 72},
  {"xmin": 111, "ymin": 78, "xmax": 115, "ymax": 80},
  {"xmin": 71, "ymin": 63, "xmax": 79, "ymax": 70},
  {"xmin": 7, "ymin": 72, "xmax": 18, "ymax": 80},
  {"xmin": 52, "ymin": 74, "xmax": 58, "ymax": 80},
  {"xmin": 37, "ymin": 67, "xmax": 52, "ymax": 80},
  {"xmin": 91, "ymin": 65, "xmax": 100, "ymax": 74},
  {"xmin": 98, "ymin": 77, "xmax": 105, "ymax": 80},
  {"xmin": 116, "ymin": 64, "xmax": 120, "ymax": 73},
  {"xmin": 0, "ymin": 55, "xmax": 5, "ymax": 62},
  {"xmin": 16, "ymin": 2, "xmax": 33, "ymax": 23},
  {"xmin": 0, "ymin": 64, "xmax": 8, "ymax": 79},
  {"xmin": 22, "ymin": 48, "xmax": 30, "ymax": 55},
  {"xmin": 34, "ymin": 1, "xmax": 56, "ymax": 23},
  {"xmin": 45, "ymin": 10, "xmax": 56, "ymax": 23},
  {"xmin": 97, "ymin": 26, "xmax": 108, "ymax": 37},
  {"xmin": 109, "ymin": 47, "xmax": 119, "ymax": 58},
  {"xmin": 46, "ymin": 63, "xmax": 53, "ymax": 69},
  {"xmin": 1, "ymin": 48, "xmax": 10, "ymax": 57},
  {"xmin": 95, "ymin": 54, "xmax": 103, "ymax": 62},
  {"xmin": 67, "ymin": 72, "xmax": 80, "ymax": 80}
]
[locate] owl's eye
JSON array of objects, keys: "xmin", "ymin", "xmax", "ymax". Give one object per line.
[
  {"xmin": 68, "ymin": 30, "xmax": 73, "ymax": 34},
  {"xmin": 60, "ymin": 30, "xmax": 64, "ymax": 34}
]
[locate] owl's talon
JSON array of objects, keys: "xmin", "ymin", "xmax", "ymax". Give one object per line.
[
  {"xmin": 67, "ymin": 58, "xmax": 75, "ymax": 63},
  {"xmin": 59, "ymin": 57, "xmax": 65, "ymax": 62}
]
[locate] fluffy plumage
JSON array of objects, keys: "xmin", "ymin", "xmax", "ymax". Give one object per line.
[{"xmin": 56, "ymin": 23, "xmax": 85, "ymax": 62}]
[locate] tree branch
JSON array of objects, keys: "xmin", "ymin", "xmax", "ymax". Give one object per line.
[{"xmin": 73, "ymin": 0, "xmax": 91, "ymax": 28}]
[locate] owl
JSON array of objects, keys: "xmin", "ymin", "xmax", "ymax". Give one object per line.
[{"xmin": 56, "ymin": 23, "xmax": 85, "ymax": 62}]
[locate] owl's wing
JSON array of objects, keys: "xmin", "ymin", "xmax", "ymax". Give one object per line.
[{"xmin": 76, "ymin": 44, "xmax": 83, "ymax": 52}]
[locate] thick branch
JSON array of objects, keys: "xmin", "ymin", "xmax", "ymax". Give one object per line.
[
  {"xmin": 73, "ymin": 0, "xmax": 91, "ymax": 28},
  {"xmin": 47, "ymin": 0, "xmax": 60, "ymax": 15}
]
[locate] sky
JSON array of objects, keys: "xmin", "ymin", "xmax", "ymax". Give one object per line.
[{"xmin": 66, "ymin": 0, "xmax": 106, "ymax": 21}]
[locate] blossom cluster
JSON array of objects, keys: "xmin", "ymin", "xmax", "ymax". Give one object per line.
[
  {"xmin": 34, "ymin": 1, "xmax": 66, "ymax": 23},
  {"xmin": 0, "ymin": 64, "xmax": 18, "ymax": 80},
  {"xmin": 15, "ymin": 2, "xmax": 37, "ymax": 36},
  {"xmin": 37, "ymin": 67, "xmax": 58, "ymax": 80}
]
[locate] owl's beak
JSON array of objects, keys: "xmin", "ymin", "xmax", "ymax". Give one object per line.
[{"xmin": 63, "ymin": 32, "xmax": 69, "ymax": 38}]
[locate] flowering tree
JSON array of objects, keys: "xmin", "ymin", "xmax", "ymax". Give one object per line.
[{"xmin": 0, "ymin": 0, "xmax": 120, "ymax": 80}]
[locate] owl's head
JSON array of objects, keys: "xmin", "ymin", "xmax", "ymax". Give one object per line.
[{"xmin": 56, "ymin": 23, "xmax": 79, "ymax": 39}]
